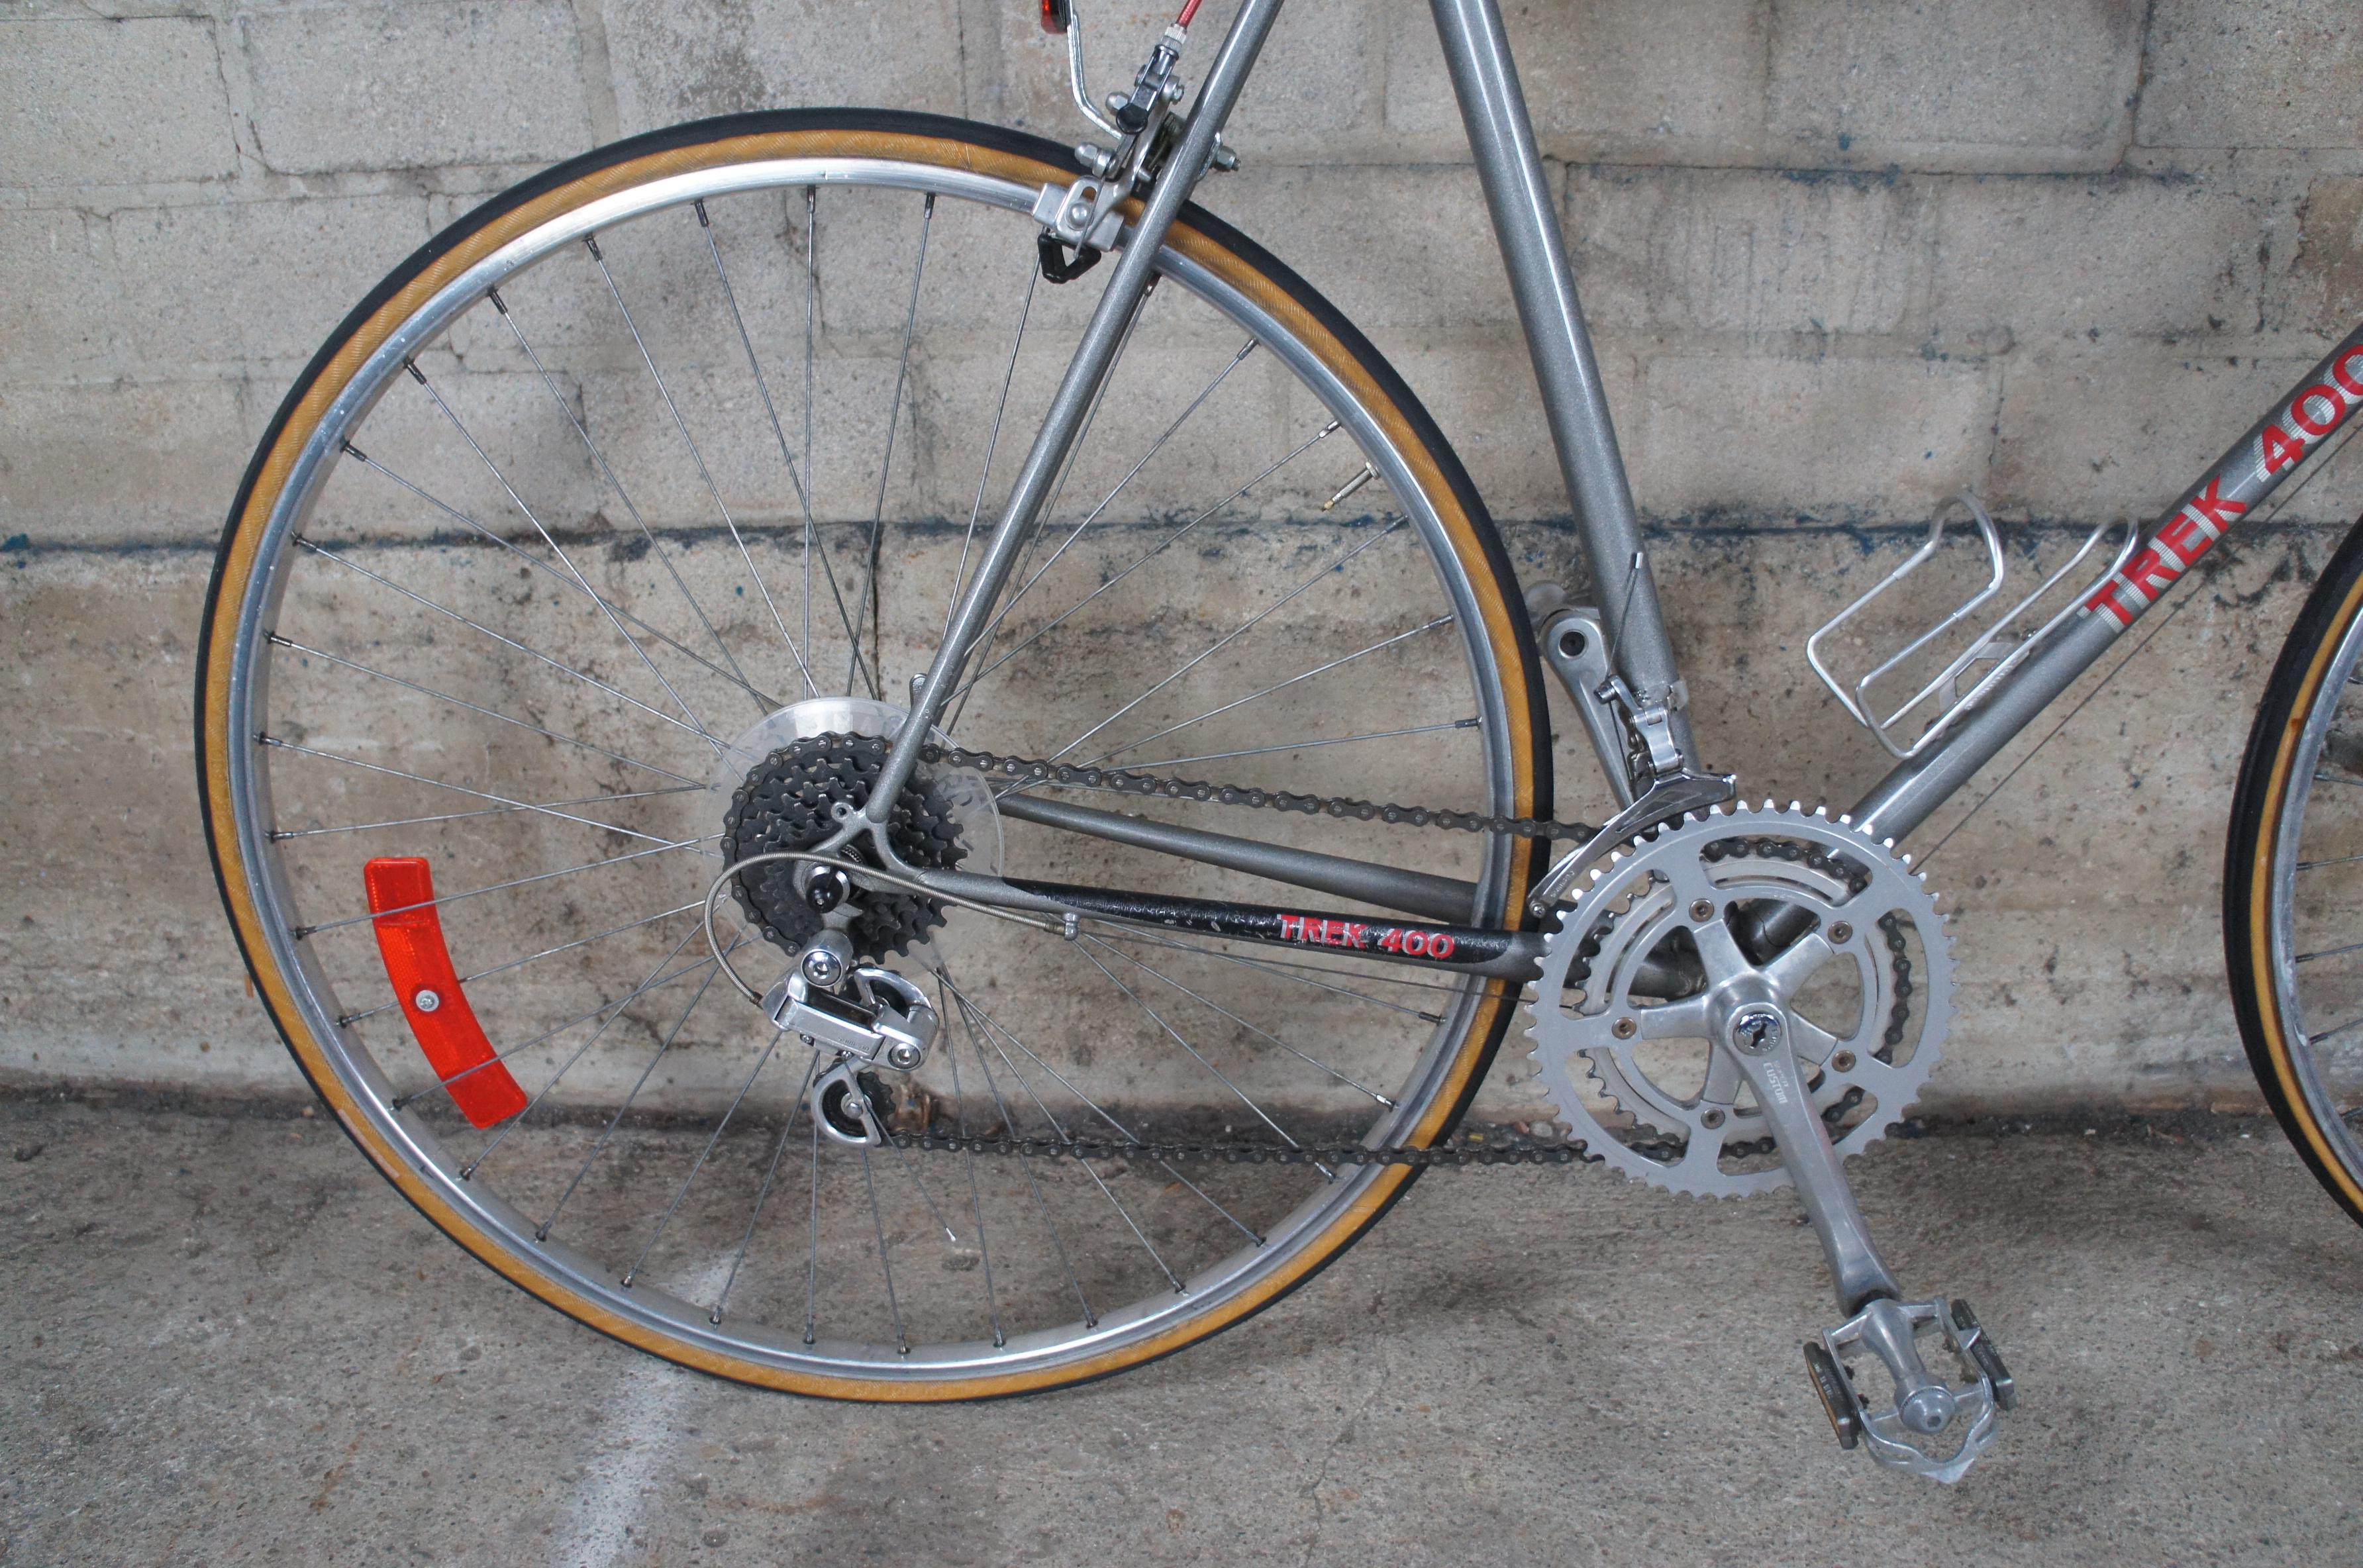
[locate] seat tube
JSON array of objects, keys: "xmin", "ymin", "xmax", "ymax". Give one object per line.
[{"xmin": 1428, "ymin": 0, "xmax": 1688, "ymax": 752}]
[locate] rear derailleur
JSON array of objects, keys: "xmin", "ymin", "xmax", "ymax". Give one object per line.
[{"xmin": 764, "ymin": 922, "xmax": 938, "ymax": 1150}]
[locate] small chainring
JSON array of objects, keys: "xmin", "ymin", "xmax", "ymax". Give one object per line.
[{"xmin": 1527, "ymin": 802, "xmax": 1952, "ymax": 1197}]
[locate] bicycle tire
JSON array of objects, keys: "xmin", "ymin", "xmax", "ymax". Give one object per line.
[
  {"xmin": 2226, "ymin": 509, "xmax": 2363, "ymax": 1226},
  {"xmin": 196, "ymin": 109, "xmax": 1556, "ymax": 1397}
]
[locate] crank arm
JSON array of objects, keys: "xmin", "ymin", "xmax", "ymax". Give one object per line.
[
  {"xmin": 1721, "ymin": 1009, "xmax": 2010, "ymax": 1481},
  {"xmin": 1721, "ymin": 1009, "xmax": 1899, "ymax": 1310}
]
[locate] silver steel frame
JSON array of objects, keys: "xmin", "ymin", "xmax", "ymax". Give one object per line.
[{"xmin": 854, "ymin": 0, "xmax": 2363, "ymax": 921}]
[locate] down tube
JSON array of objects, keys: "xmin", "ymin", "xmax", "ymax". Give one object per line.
[{"xmin": 1854, "ymin": 324, "xmax": 2363, "ymax": 842}]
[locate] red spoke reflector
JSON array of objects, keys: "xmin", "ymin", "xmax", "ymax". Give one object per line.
[
  {"xmin": 364, "ymin": 858, "xmax": 527, "ymax": 1130},
  {"xmin": 1040, "ymin": 0, "xmax": 1071, "ymax": 34}
]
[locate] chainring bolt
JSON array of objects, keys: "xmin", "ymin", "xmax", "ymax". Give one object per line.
[
  {"xmin": 1829, "ymin": 921, "xmax": 1853, "ymax": 944},
  {"xmin": 1689, "ymin": 899, "xmax": 1716, "ymax": 923},
  {"xmin": 1832, "ymin": 1050, "xmax": 1857, "ymax": 1071},
  {"xmin": 1701, "ymin": 1108, "xmax": 1725, "ymax": 1129},
  {"xmin": 1612, "ymin": 1016, "xmax": 1638, "ymax": 1040}
]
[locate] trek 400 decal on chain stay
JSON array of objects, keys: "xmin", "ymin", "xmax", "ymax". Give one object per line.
[{"xmin": 2086, "ymin": 328, "xmax": 2363, "ymax": 630}]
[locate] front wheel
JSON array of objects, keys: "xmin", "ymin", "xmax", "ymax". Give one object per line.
[
  {"xmin": 2227, "ymin": 511, "xmax": 2363, "ymax": 1227},
  {"xmin": 197, "ymin": 111, "xmax": 1555, "ymax": 1396}
]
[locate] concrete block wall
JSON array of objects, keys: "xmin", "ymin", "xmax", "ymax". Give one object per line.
[{"xmin": 3, "ymin": 0, "xmax": 2361, "ymax": 1113}]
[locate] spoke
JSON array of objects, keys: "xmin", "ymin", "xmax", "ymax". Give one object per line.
[
  {"xmin": 713, "ymin": 1053, "xmax": 821, "ymax": 1324},
  {"xmin": 940, "ymin": 258, "xmax": 1040, "ymax": 652},
  {"xmin": 535, "ymin": 932, "xmax": 736, "ymax": 1231},
  {"xmin": 695, "ymin": 199, "xmax": 821, "ymax": 697},
  {"xmin": 942, "ymin": 976, "xmax": 1089, "ymax": 1328},
  {"xmin": 945, "ymin": 975, "xmax": 1229, "ymax": 1269},
  {"xmin": 964, "ymin": 340, "xmax": 1258, "ymax": 659},
  {"xmin": 1121, "ymin": 718, "xmax": 1481, "ymax": 775},
  {"xmin": 268, "ymin": 635, "xmax": 704, "ymax": 787},
  {"xmin": 260, "ymin": 736, "xmax": 689, "ymax": 849},
  {"xmin": 1081, "ymin": 935, "xmax": 1394, "ymax": 1106},
  {"xmin": 803, "ymin": 186, "xmax": 827, "ymax": 704},
  {"xmin": 623, "ymin": 1022, "xmax": 784, "ymax": 1287},
  {"xmin": 845, "ymin": 193, "xmax": 936, "ymax": 700},
  {"xmin": 860, "ymin": 1146, "xmax": 910, "ymax": 1353},
  {"xmin": 349, "ymin": 895, "xmax": 700, "ymax": 1027},
  {"xmin": 1048, "ymin": 516, "xmax": 1409, "ymax": 763},
  {"xmin": 2297, "ymin": 936, "xmax": 2363, "ymax": 964},
  {"xmin": 2298, "ymin": 850, "xmax": 2363, "ymax": 871},
  {"xmin": 950, "ymin": 420, "xmax": 1344, "ymax": 705},
  {"xmin": 294, "ymin": 538, "xmax": 723, "ymax": 748},
  {"xmin": 2313, "ymin": 771, "xmax": 2363, "ymax": 789},
  {"xmin": 930, "ymin": 971, "xmax": 1005, "ymax": 1346},
  {"xmin": 2304, "ymin": 1014, "xmax": 2363, "ymax": 1049},
  {"xmin": 803, "ymin": 1049, "xmax": 823, "ymax": 1344},
  {"xmin": 940, "ymin": 974, "xmax": 1182, "ymax": 1294},
  {"xmin": 298, "ymin": 834, "xmax": 719, "ymax": 940},
  {"xmin": 1076, "ymin": 940, "xmax": 1312, "ymax": 1201},
  {"xmin": 583, "ymin": 234, "xmax": 761, "ymax": 706},
  {"xmin": 944, "ymin": 279, "xmax": 1158, "ymax": 734},
  {"xmin": 271, "ymin": 785, "xmax": 701, "ymax": 842},
  {"xmin": 472, "ymin": 922, "xmax": 709, "ymax": 1179},
  {"xmin": 336, "ymin": 444, "xmax": 776, "ymax": 714},
  {"xmin": 1085, "ymin": 614, "xmax": 1454, "ymax": 768},
  {"xmin": 880, "ymin": 1129, "xmax": 962, "ymax": 1245},
  {"xmin": 452, "ymin": 901, "xmax": 705, "ymax": 999},
  {"xmin": 387, "ymin": 944, "xmax": 721, "ymax": 1108},
  {"xmin": 405, "ymin": 357, "xmax": 718, "ymax": 742}
]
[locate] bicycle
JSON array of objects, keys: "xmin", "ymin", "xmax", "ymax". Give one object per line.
[{"xmin": 192, "ymin": 0, "xmax": 2363, "ymax": 1483}]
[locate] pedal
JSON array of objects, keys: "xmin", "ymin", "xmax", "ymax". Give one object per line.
[
  {"xmin": 1811, "ymin": 1295, "xmax": 2011, "ymax": 1484},
  {"xmin": 1801, "ymin": 1338, "xmax": 1864, "ymax": 1450},
  {"xmin": 1950, "ymin": 1298, "xmax": 2017, "ymax": 1410}
]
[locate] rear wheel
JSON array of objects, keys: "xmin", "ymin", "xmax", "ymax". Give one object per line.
[
  {"xmin": 197, "ymin": 111, "xmax": 1555, "ymax": 1396},
  {"xmin": 2227, "ymin": 511, "xmax": 2363, "ymax": 1227}
]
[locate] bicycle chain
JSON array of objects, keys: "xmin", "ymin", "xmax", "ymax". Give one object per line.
[
  {"xmin": 882, "ymin": 1128, "xmax": 1600, "ymax": 1169},
  {"xmin": 917, "ymin": 742, "xmax": 1599, "ymax": 842},
  {"xmin": 866, "ymin": 746, "xmax": 1916, "ymax": 1174}
]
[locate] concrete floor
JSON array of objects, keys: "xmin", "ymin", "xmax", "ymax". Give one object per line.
[{"xmin": 5, "ymin": 1095, "xmax": 2362, "ymax": 1567}]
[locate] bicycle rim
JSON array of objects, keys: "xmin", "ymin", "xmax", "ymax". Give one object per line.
[{"xmin": 197, "ymin": 112, "xmax": 1553, "ymax": 1395}]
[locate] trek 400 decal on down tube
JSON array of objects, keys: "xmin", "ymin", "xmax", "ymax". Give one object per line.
[{"xmin": 2084, "ymin": 331, "xmax": 2363, "ymax": 630}]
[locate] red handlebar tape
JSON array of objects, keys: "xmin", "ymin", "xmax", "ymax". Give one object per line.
[{"xmin": 364, "ymin": 858, "xmax": 528, "ymax": 1130}]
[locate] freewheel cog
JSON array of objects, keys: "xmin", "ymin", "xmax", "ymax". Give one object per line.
[
  {"xmin": 722, "ymin": 731, "xmax": 968, "ymax": 962},
  {"xmin": 1527, "ymin": 802, "xmax": 1951, "ymax": 1198}
]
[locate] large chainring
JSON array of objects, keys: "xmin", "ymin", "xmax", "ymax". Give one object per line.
[{"xmin": 1527, "ymin": 803, "xmax": 1952, "ymax": 1198}]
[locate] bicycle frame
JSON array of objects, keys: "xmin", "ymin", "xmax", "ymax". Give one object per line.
[{"xmin": 846, "ymin": 0, "xmax": 2363, "ymax": 971}]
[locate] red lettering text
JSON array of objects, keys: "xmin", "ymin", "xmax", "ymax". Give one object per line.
[
  {"xmin": 2264, "ymin": 423, "xmax": 2308, "ymax": 473},
  {"xmin": 2335, "ymin": 346, "xmax": 2363, "ymax": 401},
  {"xmin": 2293, "ymin": 385, "xmax": 2345, "ymax": 439}
]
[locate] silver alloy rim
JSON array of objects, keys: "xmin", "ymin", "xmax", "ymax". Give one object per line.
[{"xmin": 221, "ymin": 150, "xmax": 1530, "ymax": 1381}]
